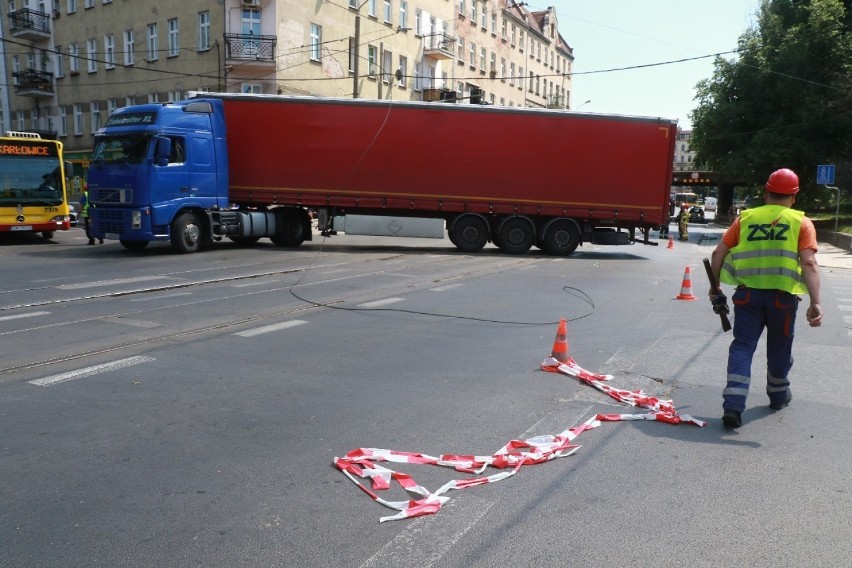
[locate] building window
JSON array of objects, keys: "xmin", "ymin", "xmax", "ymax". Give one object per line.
[
  {"xmin": 124, "ymin": 30, "xmax": 135, "ymax": 65},
  {"xmin": 509, "ymin": 62, "xmax": 515, "ymax": 85},
  {"xmin": 198, "ymin": 11, "xmax": 211, "ymax": 51},
  {"xmin": 68, "ymin": 0, "xmax": 76, "ymax": 13},
  {"xmin": 107, "ymin": 98, "xmax": 118, "ymax": 116},
  {"xmin": 382, "ymin": 50, "xmax": 392, "ymax": 82},
  {"xmin": 480, "ymin": 47, "xmax": 486, "ymax": 71},
  {"xmin": 147, "ymin": 23, "xmax": 158, "ymax": 61},
  {"xmin": 55, "ymin": 46, "xmax": 64, "ymax": 77},
  {"xmin": 167, "ymin": 91, "xmax": 182, "ymax": 102},
  {"xmin": 469, "ymin": 42, "xmax": 475, "ymax": 67},
  {"xmin": 480, "ymin": 3, "xmax": 486, "ymax": 29},
  {"xmin": 458, "ymin": 0, "xmax": 465, "ymax": 16},
  {"xmin": 148, "ymin": 93, "xmax": 159, "ymax": 104},
  {"xmin": 241, "ymin": 83, "xmax": 261, "ymax": 94},
  {"xmin": 84, "ymin": 0, "xmax": 93, "ymax": 8},
  {"xmin": 367, "ymin": 45, "xmax": 377, "ymax": 76},
  {"xmin": 58, "ymin": 106, "xmax": 67, "ymax": 137},
  {"xmin": 398, "ymin": 55, "xmax": 407, "ymax": 87},
  {"xmin": 125, "ymin": 95, "xmax": 136, "ymax": 107},
  {"xmin": 90, "ymin": 101, "xmax": 100, "ymax": 132},
  {"xmin": 413, "ymin": 62, "xmax": 421, "ymax": 91},
  {"xmin": 368, "ymin": 0, "xmax": 376, "ymax": 17},
  {"xmin": 104, "ymin": 34, "xmax": 115, "ymax": 69},
  {"xmin": 383, "ymin": 0, "xmax": 391, "ymax": 23},
  {"xmin": 414, "ymin": 8, "xmax": 421, "ymax": 35},
  {"xmin": 86, "ymin": 39, "xmax": 97, "ymax": 73},
  {"xmin": 73, "ymin": 104, "xmax": 83, "ymax": 135},
  {"xmin": 69, "ymin": 44, "xmax": 79, "ymax": 74},
  {"xmin": 457, "ymin": 37, "xmax": 464, "ymax": 62},
  {"xmin": 399, "ymin": 1, "xmax": 407, "ymax": 28},
  {"xmin": 168, "ymin": 18, "xmax": 179, "ymax": 57},
  {"xmin": 309, "ymin": 24, "xmax": 322, "ymax": 61},
  {"xmin": 348, "ymin": 37, "xmax": 355, "ymax": 73}
]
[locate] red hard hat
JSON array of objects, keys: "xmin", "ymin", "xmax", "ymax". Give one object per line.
[{"xmin": 765, "ymin": 168, "xmax": 799, "ymax": 194}]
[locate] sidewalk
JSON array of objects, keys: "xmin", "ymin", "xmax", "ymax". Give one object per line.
[{"xmin": 817, "ymin": 239, "xmax": 852, "ymax": 270}]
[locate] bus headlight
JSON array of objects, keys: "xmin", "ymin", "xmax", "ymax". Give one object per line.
[{"xmin": 131, "ymin": 210, "xmax": 142, "ymax": 229}]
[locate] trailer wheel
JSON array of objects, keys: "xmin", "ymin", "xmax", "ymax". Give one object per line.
[
  {"xmin": 450, "ymin": 215, "xmax": 489, "ymax": 252},
  {"xmin": 170, "ymin": 212, "xmax": 202, "ymax": 254},
  {"xmin": 542, "ymin": 220, "xmax": 580, "ymax": 256},
  {"xmin": 496, "ymin": 217, "xmax": 534, "ymax": 254},
  {"xmin": 120, "ymin": 239, "xmax": 149, "ymax": 251},
  {"xmin": 271, "ymin": 209, "xmax": 308, "ymax": 247}
]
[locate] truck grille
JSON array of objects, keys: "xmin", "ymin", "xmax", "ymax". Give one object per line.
[
  {"xmin": 95, "ymin": 209, "xmax": 127, "ymax": 234},
  {"xmin": 92, "ymin": 188, "xmax": 132, "ymax": 204}
]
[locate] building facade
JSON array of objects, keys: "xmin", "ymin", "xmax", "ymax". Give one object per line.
[
  {"xmin": 1, "ymin": 0, "xmax": 574, "ymax": 188},
  {"xmin": 673, "ymin": 128, "xmax": 696, "ymax": 172}
]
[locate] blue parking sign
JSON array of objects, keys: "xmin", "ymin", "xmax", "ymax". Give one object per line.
[{"xmin": 817, "ymin": 164, "xmax": 835, "ymax": 185}]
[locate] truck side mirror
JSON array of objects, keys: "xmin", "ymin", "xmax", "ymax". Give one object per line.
[{"xmin": 154, "ymin": 136, "xmax": 171, "ymax": 166}]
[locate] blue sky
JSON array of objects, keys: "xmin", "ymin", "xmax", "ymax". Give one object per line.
[{"xmin": 543, "ymin": 0, "xmax": 762, "ymax": 128}]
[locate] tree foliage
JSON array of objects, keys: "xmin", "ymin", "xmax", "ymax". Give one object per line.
[{"xmin": 691, "ymin": 0, "xmax": 852, "ymax": 205}]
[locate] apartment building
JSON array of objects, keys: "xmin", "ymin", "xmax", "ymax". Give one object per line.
[
  {"xmin": 1, "ymin": 0, "xmax": 574, "ymax": 181},
  {"xmin": 673, "ymin": 128, "xmax": 696, "ymax": 172}
]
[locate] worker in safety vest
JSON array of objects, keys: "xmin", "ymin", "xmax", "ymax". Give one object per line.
[
  {"xmin": 79, "ymin": 183, "xmax": 103, "ymax": 245},
  {"xmin": 708, "ymin": 168, "xmax": 822, "ymax": 428},
  {"xmin": 677, "ymin": 203, "xmax": 690, "ymax": 241}
]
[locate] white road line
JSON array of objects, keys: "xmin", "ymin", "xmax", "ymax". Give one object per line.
[
  {"xmin": 233, "ymin": 319, "xmax": 308, "ymax": 337},
  {"xmin": 104, "ymin": 317, "xmax": 162, "ymax": 328},
  {"xmin": 0, "ymin": 311, "xmax": 50, "ymax": 322},
  {"xmin": 28, "ymin": 355, "xmax": 155, "ymax": 387},
  {"xmin": 357, "ymin": 298, "xmax": 405, "ymax": 308},
  {"xmin": 129, "ymin": 292, "xmax": 193, "ymax": 302},
  {"xmin": 231, "ymin": 279, "xmax": 281, "ymax": 288},
  {"xmin": 59, "ymin": 275, "xmax": 174, "ymax": 290},
  {"xmin": 838, "ymin": 305, "xmax": 852, "ymax": 311},
  {"xmin": 430, "ymin": 284, "xmax": 463, "ymax": 292}
]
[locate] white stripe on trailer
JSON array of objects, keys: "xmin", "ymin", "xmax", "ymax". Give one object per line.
[
  {"xmin": 28, "ymin": 355, "xmax": 156, "ymax": 387},
  {"xmin": 234, "ymin": 319, "xmax": 308, "ymax": 337}
]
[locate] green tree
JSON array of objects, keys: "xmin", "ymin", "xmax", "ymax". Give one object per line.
[{"xmin": 691, "ymin": 0, "xmax": 852, "ymax": 206}]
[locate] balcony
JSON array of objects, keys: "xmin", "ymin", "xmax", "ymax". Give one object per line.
[
  {"xmin": 224, "ymin": 33, "xmax": 277, "ymax": 64},
  {"xmin": 422, "ymin": 33, "xmax": 456, "ymax": 61},
  {"xmin": 8, "ymin": 8, "xmax": 51, "ymax": 41},
  {"xmin": 13, "ymin": 69, "xmax": 55, "ymax": 97}
]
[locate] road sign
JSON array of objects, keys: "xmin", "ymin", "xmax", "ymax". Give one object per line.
[{"xmin": 817, "ymin": 164, "xmax": 835, "ymax": 185}]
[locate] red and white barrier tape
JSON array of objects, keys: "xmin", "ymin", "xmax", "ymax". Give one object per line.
[{"xmin": 334, "ymin": 355, "xmax": 704, "ymax": 522}]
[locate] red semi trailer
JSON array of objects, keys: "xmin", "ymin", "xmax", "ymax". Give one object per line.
[{"xmin": 88, "ymin": 93, "xmax": 676, "ymax": 255}]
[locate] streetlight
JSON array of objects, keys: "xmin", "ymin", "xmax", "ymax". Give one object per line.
[{"xmin": 576, "ymin": 99, "xmax": 591, "ymax": 111}]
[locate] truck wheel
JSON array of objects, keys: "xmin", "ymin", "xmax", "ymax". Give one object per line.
[
  {"xmin": 542, "ymin": 220, "xmax": 580, "ymax": 256},
  {"xmin": 450, "ymin": 215, "xmax": 489, "ymax": 252},
  {"xmin": 170, "ymin": 212, "xmax": 202, "ymax": 254},
  {"xmin": 120, "ymin": 239, "xmax": 149, "ymax": 251},
  {"xmin": 271, "ymin": 209, "xmax": 308, "ymax": 247},
  {"xmin": 496, "ymin": 217, "xmax": 534, "ymax": 254}
]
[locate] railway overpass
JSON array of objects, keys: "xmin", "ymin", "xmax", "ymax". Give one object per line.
[{"xmin": 672, "ymin": 170, "xmax": 750, "ymax": 220}]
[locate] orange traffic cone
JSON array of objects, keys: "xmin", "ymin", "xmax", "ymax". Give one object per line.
[
  {"xmin": 667, "ymin": 236, "xmax": 674, "ymax": 249},
  {"xmin": 549, "ymin": 318, "xmax": 571, "ymax": 364},
  {"xmin": 676, "ymin": 266, "xmax": 697, "ymax": 300}
]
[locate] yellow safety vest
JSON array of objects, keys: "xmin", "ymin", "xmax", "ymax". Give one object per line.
[{"xmin": 720, "ymin": 205, "xmax": 807, "ymax": 294}]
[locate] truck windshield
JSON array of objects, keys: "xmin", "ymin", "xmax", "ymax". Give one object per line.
[
  {"xmin": 93, "ymin": 135, "xmax": 150, "ymax": 165},
  {"xmin": 0, "ymin": 155, "xmax": 64, "ymax": 206}
]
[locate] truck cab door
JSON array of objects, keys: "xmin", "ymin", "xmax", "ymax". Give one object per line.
[
  {"xmin": 150, "ymin": 135, "xmax": 191, "ymax": 227},
  {"xmin": 187, "ymin": 136, "xmax": 221, "ymax": 208}
]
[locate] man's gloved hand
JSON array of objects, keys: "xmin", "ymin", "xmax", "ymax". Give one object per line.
[{"xmin": 711, "ymin": 292, "xmax": 729, "ymax": 315}]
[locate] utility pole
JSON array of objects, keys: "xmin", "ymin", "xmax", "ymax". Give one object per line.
[{"xmin": 353, "ymin": 8, "xmax": 361, "ymax": 98}]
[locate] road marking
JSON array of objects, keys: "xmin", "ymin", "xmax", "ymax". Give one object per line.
[
  {"xmin": 838, "ymin": 305, "xmax": 852, "ymax": 311},
  {"xmin": 360, "ymin": 499, "xmax": 495, "ymax": 568},
  {"xmin": 232, "ymin": 279, "xmax": 281, "ymax": 288},
  {"xmin": 59, "ymin": 276, "xmax": 174, "ymax": 290},
  {"xmin": 0, "ymin": 311, "xmax": 50, "ymax": 322},
  {"xmin": 104, "ymin": 317, "xmax": 162, "ymax": 328},
  {"xmin": 129, "ymin": 292, "xmax": 193, "ymax": 302},
  {"xmin": 430, "ymin": 284, "xmax": 462, "ymax": 292},
  {"xmin": 28, "ymin": 355, "xmax": 155, "ymax": 387},
  {"xmin": 357, "ymin": 298, "xmax": 404, "ymax": 308},
  {"xmin": 234, "ymin": 319, "xmax": 308, "ymax": 337}
]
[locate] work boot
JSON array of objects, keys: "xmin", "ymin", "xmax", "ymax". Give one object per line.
[
  {"xmin": 99, "ymin": 238, "xmax": 104, "ymax": 244},
  {"xmin": 88, "ymin": 239, "xmax": 95, "ymax": 245},
  {"xmin": 769, "ymin": 389, "xmax": 793, "ymax": 410},
  {"xmin": 722, "ymin": 409, "xmax": 742, "ymax": 428}
]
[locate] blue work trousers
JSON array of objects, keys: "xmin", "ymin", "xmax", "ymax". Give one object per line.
[{"xmin": 723, "ymin": 287, "xmax": 799, "ymax": 412}]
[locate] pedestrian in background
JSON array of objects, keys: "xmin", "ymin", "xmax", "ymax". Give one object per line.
[
  {"xmin": 79, "ymin": 184, "xmax": 103, "ymax": 245},
  {"xmin": 708, "ymin": 168, "xmax": 822, "ymax": 428},
  {"xmin": 677, "ymin": 203, "xmax": 689, "ymax": 241}
]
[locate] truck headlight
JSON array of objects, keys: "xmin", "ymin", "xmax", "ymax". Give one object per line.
[{"xmin": 132, "ymin": 210, "xmax": 142, "ymax": 229}]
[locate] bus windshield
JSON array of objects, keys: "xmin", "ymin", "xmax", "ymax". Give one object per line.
[
  {"xmin": 0, "ymin": 154, "xmax": 64, "ymax": 206},
  {"xmin": 92, "ymin": 135, "xmax": 150, "ymax": 165}
]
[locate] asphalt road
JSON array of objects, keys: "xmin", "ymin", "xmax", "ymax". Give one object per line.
[{"xmin": 1, "ymin": 225, "xmax": 850, "ymax": 567}]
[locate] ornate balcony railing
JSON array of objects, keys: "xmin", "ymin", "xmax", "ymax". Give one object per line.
[
  {"xmin": 13, "ymin": 69, "xmax": 54, "ymax": 97},
  {"xmin": 224, "ymin": 33, "xmax": 277, "ymax": 62},
  {"xmin": 9, "ymin": 8, "xmax": 51, "ymax": 40},
  {"xmin": 422, "ymin": 33, "xmax": 455, "ymax": 60}
]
